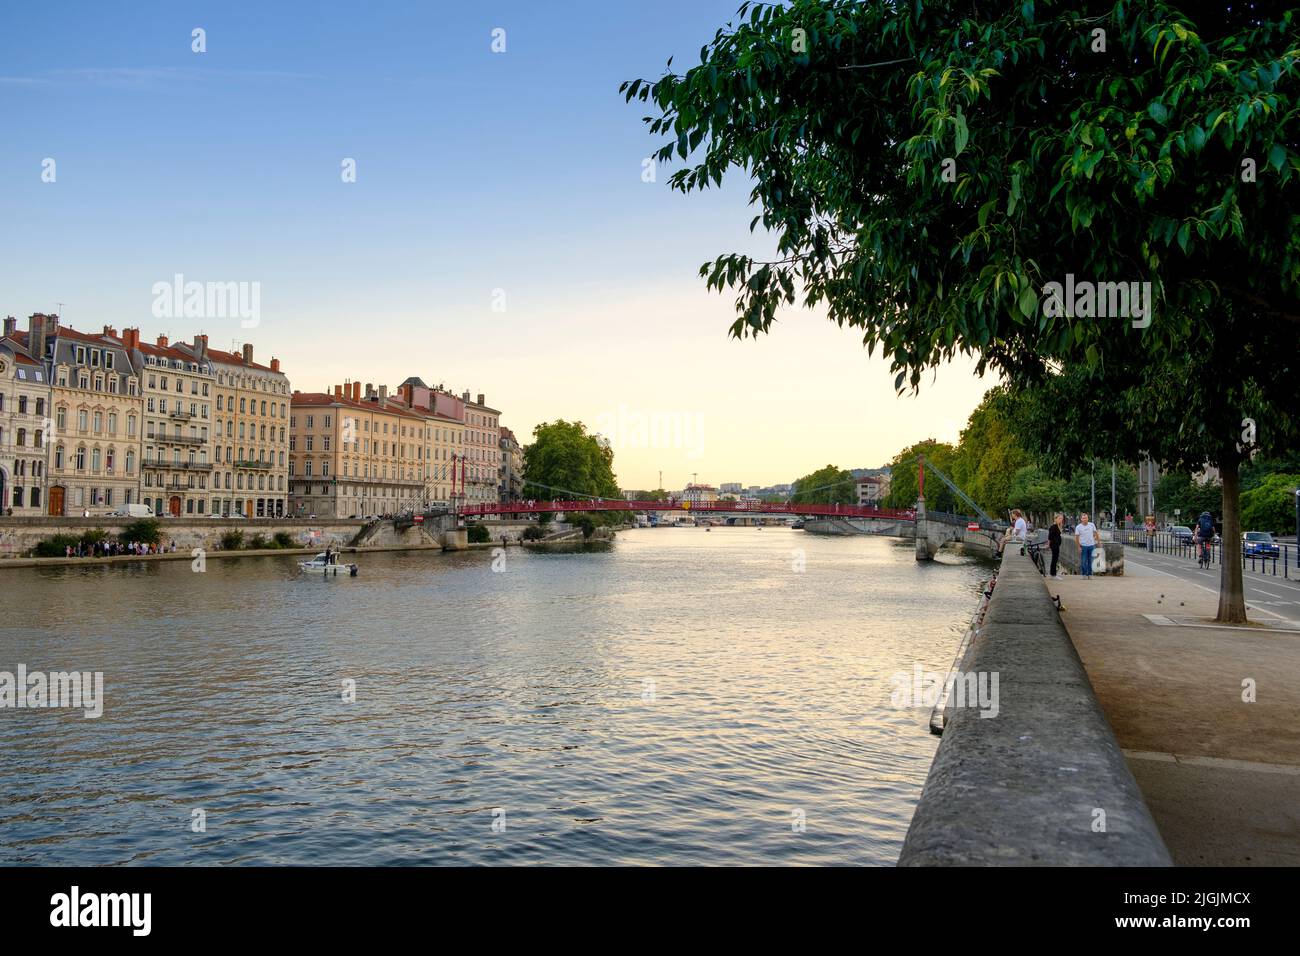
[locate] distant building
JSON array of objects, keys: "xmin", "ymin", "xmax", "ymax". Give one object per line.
[
  {"xmin": 857, "ymin": 473, "xmax": 891, "ymax": 505},
  {"xmin": 498, "ymin": 426, "xmax": 524, "ymax": 502},
  {"xmin": 719, "ymin": 482, "xmax": 742, "ymax": 494},
  {"xmin": 682, "ymin": 483, "xmax": 717, "ymax": 504}
]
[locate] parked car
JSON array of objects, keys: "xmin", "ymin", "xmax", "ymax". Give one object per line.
[
  {"xmin": 1168, "ymin": 525, "xmax": 1194, "ymax": 545},
  {"xmin": 1243, "ymin": 531, "xmax": 1280, "ymax": 558}
]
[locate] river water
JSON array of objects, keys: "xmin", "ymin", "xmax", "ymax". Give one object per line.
[{"xmin": 0, "ymin": 527, "xmax": 990, "ymax": 866}]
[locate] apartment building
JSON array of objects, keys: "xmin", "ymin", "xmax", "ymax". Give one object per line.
[
  {"xmin": 288, "ymin": 383, "xmax": 425, "ymax": 518},
  {"xmin": 0, "ymin": 321, "xmax": 51, "ymax": 515},
  {"xmin": 499, "ymin": 426, "xmax": 523, "ymax": 502},
  {"xmin": 396, "ymin": 378, "xmax": 464, "ymax": 508},
  {"xmin": 178, "ymin": 340, "xmax": 290, "ymax": 518},
  {"xmin": 32, "ymin": 315, "xmax": 143, "ymax": 516},
  {"xmin": 122, "ymin": 330, "xmax": 215, "ymax": 517},
  {"xmin": 461, "ymin": 391, "xmax": 499, "ymax": 509}
]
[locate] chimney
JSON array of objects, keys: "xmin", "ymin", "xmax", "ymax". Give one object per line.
[
  {"xmin": 270, "ymin": 357, "xmax": 280, "ymax": 373},
  {"xmin": 462, "ymin": 390, "xmax": 470, "ymax": 402},
  {"xmin": 156, "ymin": 334, "xmax": 169, "ymax": 347},
  {"xmin": 122, "ymin": 327, "xmax": 140, "ymax": 351},
  {"xmin": 242, "ymin": 343, "xmax": 253, "ymax": 365},
  {"xmin": 3, "ymin": 316, "xmax": 15, "ymax": 337},
  {"xmin": 352, "ymin": 381, "xmax": 360, "ymax": 402},
  {"xmin": 401, "ymin": 383, "xmax": 414, "ymax": 406},
  {"xmin": 103, "ymin": 324, "xmax": 117, "ymax": 338},
  {"xmin": 364, "ymin": 383, "xmax": 374, "ymax": 400},
  {"xmin": 477, "ymin": 393, "xmax": 485, "ymax": 407},
  {"xmin": 29, "ymin": 313, "xmax": 54, "ymax": 360},
  {"xmin": 378, "ymin": 385, "xmax": 388, "ymax": 403},
  {"xmin": 334, "ymin": 384, "xmax": 343, "ymax": 400}
]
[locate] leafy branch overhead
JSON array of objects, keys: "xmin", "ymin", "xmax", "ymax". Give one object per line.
[{"xmin": 623, "ymin": 0, "xmax": 1300, "ymax": 391}]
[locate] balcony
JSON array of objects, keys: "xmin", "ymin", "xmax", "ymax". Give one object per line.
[
  {"xmin": 144, "ymin": 460, "xmax": 212, "ymax": 471},
  {"xmin": 151, "ymin": 433, "xmax": 206, "ymax": 445},
  {"xmin": 169, "ymin": 409, "xmax": 193, "ymax": 420},
  {"xmin": 234, "ymin": 459, "xmax": 273, "ymax": 470}
]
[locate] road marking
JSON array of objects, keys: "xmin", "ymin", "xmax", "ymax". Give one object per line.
[
  {"xmin": 1122, "ymin": 556, "xmax": 1294, "ymax": 622},
  {"xmin": 1124, "ymin": 750, "xmax": 1300, "ymax": 776}
]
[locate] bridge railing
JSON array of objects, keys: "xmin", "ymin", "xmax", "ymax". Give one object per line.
[{"xmin": 459, "ymin": 499, "xmax": 918, "ymax": 520}]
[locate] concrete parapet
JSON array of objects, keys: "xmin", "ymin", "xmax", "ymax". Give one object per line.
[{"xmin": 897, "ymin": 550, "xmax": 1170, "ymax": 866}]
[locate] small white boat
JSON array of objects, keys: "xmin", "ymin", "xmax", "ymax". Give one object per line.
[{"xmin": 299, "ymin": 552, "xmax": 358, "ymax": 576}]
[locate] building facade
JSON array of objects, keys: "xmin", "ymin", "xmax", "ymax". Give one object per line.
[
  {"xmin": 498, "ymin": 426, "xmax": 523, "ymax": 502},
  {"xmin": 181, "ymin": 341, "xmax": 290, "ymax": 518},
  {"xmin": 124, "ymin": 331, "xmax": 215, "ymax": 517},
  {"xmin": 461, "ymin": 392, "xmax": 499, "ymax": 509},
  {"xmin": 288, "ymin": 383, "xmax": 426, "ymax": 518},
  {"xmin": 35, "ymin": 316, "xmax": 143, "ymax": 516},
  {"xmin": 0, "ymin": 323, "xmax": 51, "ymax": 515}
]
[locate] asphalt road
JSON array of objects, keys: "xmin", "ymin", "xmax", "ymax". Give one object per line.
[{"xmin": 1122, "ymin": 545, "xmax": 1300, "ymax": 624}]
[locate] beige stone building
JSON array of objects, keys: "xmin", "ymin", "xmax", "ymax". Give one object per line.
[
  {"xmin": 289, "ymin": 382, "xmax": 426, "ymax": 518},
  {"xmin": 461, "ymin": 392, "xmax": 500, "ymax": 509},
  {"xmin": 120, "ymin": 330, "xmax": 215, "ymax": 517},
  {"xmin": 29, "ymin": 315, "xmax": 143, "ymax": 516},
  {"xmin": 396, "ymin": 379, "xmax": 465, "ymax": 508},
  {"xmin": 178, "ymin": 340, "xmax": 290, "ymax": 518}
]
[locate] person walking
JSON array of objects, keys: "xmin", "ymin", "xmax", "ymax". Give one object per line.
[
  {"xmin": 1075, "ymin": 511, "xmax": 1099, "ymax": 579},
  {"xmin": 1048, "ymin": 513, "xmax": 1064, "ymax": 578},
  {"xmin": 1144, "ymin": 514, "xmax": 1156, "ymax": 552}
]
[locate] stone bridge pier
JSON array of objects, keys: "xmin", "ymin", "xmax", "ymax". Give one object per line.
[{"xmin": 914, "ymin": 499, "xmax": 965, "ymax": 561}]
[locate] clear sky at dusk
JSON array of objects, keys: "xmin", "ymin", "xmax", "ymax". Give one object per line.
[{"xmin": 0, "ymin": 0, "xmax": 993, "ymax": 490}]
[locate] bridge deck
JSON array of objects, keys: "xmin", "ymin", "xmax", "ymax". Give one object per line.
[{"xmin": 458, "ymin": 499, "xmax": 917, "ymax": 520}]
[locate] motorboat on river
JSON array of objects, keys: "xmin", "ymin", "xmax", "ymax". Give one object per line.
[{"xmin": 299, "ymin": 551, "xmax": 358, "ymax": 576}]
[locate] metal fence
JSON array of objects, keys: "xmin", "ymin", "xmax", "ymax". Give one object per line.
[{"xmin": 1115, "ymin": 529, "xmax": 1296, "ymax": 579}]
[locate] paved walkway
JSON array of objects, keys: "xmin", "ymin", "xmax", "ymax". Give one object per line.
[{"xmin": 1049, "ymin": 558, "xmax": 1300, "ymax": 865}]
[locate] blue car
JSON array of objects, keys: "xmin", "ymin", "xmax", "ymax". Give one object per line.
[{"xmin": 1243, "ymin": 531, "xmax": 1279, "ymax": 558}]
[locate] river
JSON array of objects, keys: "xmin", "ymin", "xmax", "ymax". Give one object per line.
[{"xmin": 0, "ymin": 526, "xmax": 990, "ymax": 865}]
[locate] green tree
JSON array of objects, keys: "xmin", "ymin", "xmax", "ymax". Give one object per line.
[
  {"xmin": 1240, "ymin": 474, "xmax": 1300, "ymax": 533},
  {"xmin": 949, "ymin": 387, "xmax": 1029, "ymax": 516},
  {"xmin": 1007, "ymin": 466, "xmax": 1068, "ymax": 525},
  {"xmin": 790, "ymin": 464, "xmax": 856, "ymax": 504},
  {"xmin": 628, "ymin": 1, "xmax": 1300, "ymax": 621},
  {"xmin": 523, "ymin": 420, "xmax": 624, "ymax": 527},
  {"xmin": 882, "ymin": 440, "xmax": 958, "ymax": 512}
]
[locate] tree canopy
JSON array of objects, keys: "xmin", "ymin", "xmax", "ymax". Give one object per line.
[
  {"xmin": 522, "ymin": 421, "xmax": 622, "ymax": 501},
  {"xmin": 790, "ymin": 464, "xmax": 857, "ymax": 504},
  {"xmin": 627, "ymin": 0, "xmax": 1300, "ymax": 621}
]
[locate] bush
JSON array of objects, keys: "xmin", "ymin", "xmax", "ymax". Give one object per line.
[
  {"xmin": 522, "ymin": 525, "xmax": 546, "ymax": 541},
  {"xmin": 120, "ymin": 518, "xmax": 161, "ymax": 547},
  {"xmin": 273, "ymin": 531, "xmax": 294, "ymax": 549},
  {"xmin": 33, "ymin": 528, "xmax": 109, "ymax": 557},
  {"xmin": 570, "ymin": 516, "xmax": 596, "ymax": 538},
  {"xmin": 466, "ymin": 523, "xmax": 491, "ymax": 544},
  {"xmin": 247, "ymin": 533, "xmax": 269, "ymax": 550},
  {"xmin": 220, "ymin": 530, "xmax": 244, "ymax": 551}
]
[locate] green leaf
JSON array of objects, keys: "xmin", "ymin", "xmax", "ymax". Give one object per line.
[
  {"xmin": 1148, "ymin": 102, "xmax": 1168, "ymax": 124},
  {"xmin": 952, "ymin": 112, "xmax": 969, "ymax": 155}
]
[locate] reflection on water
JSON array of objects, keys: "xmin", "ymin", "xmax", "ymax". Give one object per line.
[{"xmin": 0, "ymin": 527, "xmax": 988, "ymax": 865}]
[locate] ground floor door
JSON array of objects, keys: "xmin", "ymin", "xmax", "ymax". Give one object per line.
[
  {"xmin": 169, "ymin": 495, "xmax": 182, "ymax": 517},
  {"xmin": 48, "ymin": 485, "xmax": 65, "ymax": 516}
]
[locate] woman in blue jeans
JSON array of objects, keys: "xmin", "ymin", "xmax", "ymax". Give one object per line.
[{"xmin": 1075, "ymin": 512, "xmax": 1099, "ymax": 578}]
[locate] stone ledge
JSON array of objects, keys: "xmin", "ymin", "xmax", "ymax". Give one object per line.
[{"xmin": 897, "ymin": 550, "xmax": 1170, "ymax": 866}]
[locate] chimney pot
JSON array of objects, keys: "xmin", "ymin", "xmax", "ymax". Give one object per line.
[
  {"xmin": 477, "ymin": 393, "xmax": 485, "ymax": 406},
  {"xmin": 242, "ymin": 343, "xmax": 253, "ymax": 364},
  {"xmin": 156, "ymin": 334, "xmax": 168, "ymax": 347},
  {"xmin": 352, "ymin": 382, "xmax": 360, "ymax": 402},
  {"xmin": 378, "ymin": 385, "xmax": 388, "ymax": 403},
  {"xmin": 3, "ymin": 316, "xmax": 15, "ymax": 337},
  {"xmin": 335, "ymin": 385, "xmax": 343, "ymax": 399},
  {"xmin": 270, "ymin": 357, "xmax": 280, "ymax": 373}
]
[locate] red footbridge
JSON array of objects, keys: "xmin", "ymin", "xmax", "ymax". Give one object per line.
[{"xmin": 457, "ymin": 499, "xmax": 917, "ymax": 520}]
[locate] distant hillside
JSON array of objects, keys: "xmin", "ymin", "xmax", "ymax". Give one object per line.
[{"xmin": 849, "ymin": 466, "xmax": 891, "ymax": 479}]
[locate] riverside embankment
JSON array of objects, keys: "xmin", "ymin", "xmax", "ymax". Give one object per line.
[
  {"xmin": 899, "ymin": 548, "xmax": 1171, "ymax": 866},
  {"xmin": 1052, "ymin": 557, "xmax": 1300, "ymax": 865}
]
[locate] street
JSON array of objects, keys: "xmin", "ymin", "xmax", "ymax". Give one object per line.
[{"xmin": 1121, "ymin": 545, "xmax": 1300, "ymax": 624}]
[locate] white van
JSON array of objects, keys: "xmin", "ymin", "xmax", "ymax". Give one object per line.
[{"xmin": 109, "ymin": 503, "xmax": 155, "ymax": 519}]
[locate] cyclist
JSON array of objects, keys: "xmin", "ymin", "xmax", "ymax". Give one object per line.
[{"xmin": 1194, "ymin": 510, "xmax": 1215, "ymax": 568}]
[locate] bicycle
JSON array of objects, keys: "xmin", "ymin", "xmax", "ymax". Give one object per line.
[
  {"xmin": 1027, "ymin": 541, "xmax": 1047, "ymax": 576},
  {"xmin": 1196, "ymin": 538, "xmax": 1212, "ymax": 569}
]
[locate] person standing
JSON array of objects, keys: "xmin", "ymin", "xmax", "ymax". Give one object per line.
[
  {"xmin": 1048, "ymin": 513, "xmax": 1064, "ymax": 578},
  {"xmin": 1075, "ymin": 512, "xmax": 1099, "ymax": 578},
  {"xmin": 1144, "ymin": 514, "xmax": 1156, "ymax": 552}
]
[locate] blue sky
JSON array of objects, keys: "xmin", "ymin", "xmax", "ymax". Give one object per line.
[{"xmin": 0, "ymin": 1, "xmax": 989, "ymax": 488}]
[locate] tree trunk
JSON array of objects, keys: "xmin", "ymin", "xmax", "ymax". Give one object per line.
[{"xmin": 1216, "ymin": 456, "xmax": 1247, "ymax": 624}]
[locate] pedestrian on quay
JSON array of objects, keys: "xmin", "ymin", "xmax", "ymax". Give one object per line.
[
  {"xmin": 1144, "ymin": 514, "xmax": 1156, "ymax": 552},
  {"xmin": 1075, "ymin": 511, "xmax": 1100, "ymax": 579},
  {"xmin": 1048, "ymin": 513, "xmax": 1064, "ymax": 578}
]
